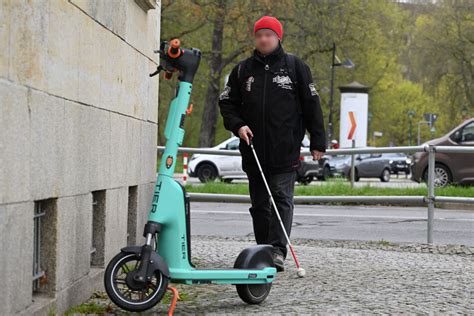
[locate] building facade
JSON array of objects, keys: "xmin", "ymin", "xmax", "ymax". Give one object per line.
[{"xmin": 0, "ymin": 0, "xmax": 161, "ymax": 314}]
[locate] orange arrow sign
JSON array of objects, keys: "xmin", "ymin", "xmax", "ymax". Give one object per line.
[{"xmin": 348, "ymin": 111, "xmax": 357, "ymax": 139}]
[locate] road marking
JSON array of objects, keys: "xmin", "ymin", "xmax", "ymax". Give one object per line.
[{"xmin": 192, "ymin": 210, "xmax": 474, "ymax": 222}]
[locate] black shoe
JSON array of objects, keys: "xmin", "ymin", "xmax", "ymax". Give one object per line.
[{"xmin": 272, "ymin": 252, "xmax": 285, "ymax": 272}]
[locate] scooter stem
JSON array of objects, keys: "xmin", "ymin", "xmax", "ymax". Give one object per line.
[{"xmin": 154, "ymin": 41, "xmax": 201, "ymax": 177}]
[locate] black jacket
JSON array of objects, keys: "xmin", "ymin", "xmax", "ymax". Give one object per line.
[{"xmin": 218, "ymin": 43, "xmax": 326, "ymax": 175}]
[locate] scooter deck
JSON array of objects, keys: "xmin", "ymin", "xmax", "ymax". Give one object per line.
[{"xmin": 169, "ymin": 266, "xmax": 277, "ymax": 285}]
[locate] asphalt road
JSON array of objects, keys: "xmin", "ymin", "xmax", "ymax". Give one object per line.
[{"xmin": 189, "ymin": 202, "xmax": 474, "ymax": 246}]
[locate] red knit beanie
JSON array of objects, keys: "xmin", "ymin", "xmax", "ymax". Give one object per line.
[{"xmin": 253, "ymin": 16, "xmax": 283, "ymax": 40}]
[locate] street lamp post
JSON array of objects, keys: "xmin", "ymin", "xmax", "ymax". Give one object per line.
[
  {"xmin": 327, "ymin": 42, "xmax": 354, "ymax": 148},
  {"xmin": 328, "ymin": 43, "xmax": 336, "ymax": 148},
  {"xmin": 417, "ymin": 121, "xmax": 429, "ymax": 145},
  {"xmin": 368, "ymin": 112, "xmax": 373, "ymax": 145},
  {"xmin": 407, "ymin": 110, "xmax": 416, "ymax": 146}
]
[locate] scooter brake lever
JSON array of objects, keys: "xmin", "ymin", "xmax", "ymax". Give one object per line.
[{"xmin": 149, "ymin": 65, "xmax": 163, "ymax": 77}]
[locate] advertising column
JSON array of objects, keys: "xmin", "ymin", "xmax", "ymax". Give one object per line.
[{"xmin": 338, "ymin": 81, "xmax": 370, "ymax": 148}]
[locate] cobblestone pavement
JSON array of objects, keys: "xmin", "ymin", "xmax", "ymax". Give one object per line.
[{"xmin": 87, "ymin": 236, "xmax": 473, "ymax": 315}]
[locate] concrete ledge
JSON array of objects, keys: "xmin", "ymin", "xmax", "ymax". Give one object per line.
[{"xmin": 135, "ymin": 0, "xmax": 157, "ymax": 11}]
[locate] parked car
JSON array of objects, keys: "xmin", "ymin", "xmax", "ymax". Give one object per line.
[
  {"xmin": 188, "ymin": 135, "xmax": 330, "ymax": 183},
  {"xmin": 382, "ymin": 153, "xmax": 411, "ymax": 175},
  {"xmin": 296, "ymin": 136, "xmax": 332, "ymax": 185},
  {"xmin": 411, "ymin": 118, "xmax": 474, "ymax": 187},
  {"xmin": 335, "ymin": 152, "xmax": 392, "ymax": 182},
  {"xmin": 296, "ymin": 156, "xmax": 331, "ymax": 184},
  {"xmin": 329, "ymin": 155, "xmax": 352, "ymax": 177},
  {"xmin": 188, "ymin": 136, "xmax": 245, "ymax": 183}
]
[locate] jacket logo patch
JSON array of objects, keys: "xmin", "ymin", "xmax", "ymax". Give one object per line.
[
  {"xmin": 245, "ymin": 76, "xmax": 254, "ymax": 92},
  {"xmin": 308, "ymin": 83, "xmax": 319, "ymax": 96},
  {"xmin": 272, "ymin": 75, "xmax": 293, "ymax": 90},
  {"xmin": 219, "ymin": 85, "xmax": 230, "ymax": 100}
]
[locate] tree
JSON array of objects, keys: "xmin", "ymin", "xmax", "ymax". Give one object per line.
[
  {"xmin": 408, "ymin": 0, "xmax": 474, "ymax": 129},
  {"xmin": 158, "ymin": 0, "xmax": 468, "ymax": 148},
  {"xmin": 198, "ymin": 0, "xmax": 252, "ymax": 147}
]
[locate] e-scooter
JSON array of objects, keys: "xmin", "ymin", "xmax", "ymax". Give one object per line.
[{"xmin": 103, "ymin": 39, "xmax": 277, "ymax": 312}]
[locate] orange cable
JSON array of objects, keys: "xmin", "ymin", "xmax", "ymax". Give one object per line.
[{"xmin": 167, "ymin": 286, "xmax": 180, "ymax": 316}]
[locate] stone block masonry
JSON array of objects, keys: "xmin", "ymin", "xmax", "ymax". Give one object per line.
[{"xmin": 0, "ymin": 0, "xmax": 161, "ymax": 314}]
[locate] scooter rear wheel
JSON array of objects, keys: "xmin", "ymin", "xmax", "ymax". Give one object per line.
[
  {"xmin": 236, "ymin": 283, "xmax": 272, "ymax": 304},
  {"xmin": 104, "ymin": 252, "xmax": 168, "ymax": 312}
]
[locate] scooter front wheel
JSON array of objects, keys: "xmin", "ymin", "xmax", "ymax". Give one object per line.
[
  {"xmin": 104, "ymin": 252, "xmax": 169, "ymax": 312},
  {"xmin": 236, "ymin": 283, "xmax": 272, "ymax": 304}
]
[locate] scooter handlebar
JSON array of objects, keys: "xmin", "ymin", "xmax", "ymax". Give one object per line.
[{"xmin": 150, "ymin": 38, "xmax": 201, "ymax": 83}]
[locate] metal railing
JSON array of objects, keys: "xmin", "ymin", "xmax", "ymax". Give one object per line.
[{"xmin": 157, "ymin": 144, "xmax": 474, "ymax": 244}]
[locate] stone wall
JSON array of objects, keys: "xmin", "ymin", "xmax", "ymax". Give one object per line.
[{"xmin": 0, "ymin": 0, "xmax": 161, "ymax": 314}]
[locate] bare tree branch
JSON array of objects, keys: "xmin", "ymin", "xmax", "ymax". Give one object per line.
[
  {"xmin": 219, "ymin": 45, "xmax": 249, "ymax": 72},
  {"xmin": 167, "ymin": 21, "xmax": 206, "ymax": 40}
]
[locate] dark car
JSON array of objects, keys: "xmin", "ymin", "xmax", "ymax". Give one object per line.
[
  {"xmin": 296, "ymin": 156, "xmax": 331, "ymax": 185},
  {"xmin": 338, "ymin": 153, "xmax": 392, "ymax": 182},
  {"xmin": 411, "ymin": 118, "xmax": 474, "ymax": 187},
  {"xmin": 296, "ymin": 135, "xmax": 332, "ymax": 185},
  {"xmin": 382, "ymin": 153, "xmax": 411, "ymax": 175},
  {"xmin": 327, "ymin": 155, "xmax": 349, "ymax": 177}
]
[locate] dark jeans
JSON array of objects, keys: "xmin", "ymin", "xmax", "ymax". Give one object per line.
[{"xmin": 246, "ymin": 170, "xmax": 296, "ymax": 259}]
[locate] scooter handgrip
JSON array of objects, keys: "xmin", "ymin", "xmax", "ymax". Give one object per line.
[{"xmin": 168, "ymin": 39, "xmax": 181, "ymax": 59}]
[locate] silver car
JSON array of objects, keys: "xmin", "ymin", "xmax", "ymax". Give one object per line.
[{"xmin": 188, "ymin": 136, "xmax": 245, "ymax": 183}]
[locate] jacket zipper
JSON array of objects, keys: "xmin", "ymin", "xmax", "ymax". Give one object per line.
[{"xmin": 263, "ymin": 63, "xmax": 269, "ymax": 170}]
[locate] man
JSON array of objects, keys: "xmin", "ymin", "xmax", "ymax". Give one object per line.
[{"xmin": 218, "ymin": 16, "xmax": 326, "ymax": 271}]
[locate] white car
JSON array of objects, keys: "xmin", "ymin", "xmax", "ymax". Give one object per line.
[
  {"xmin": 188, "ymin": 136, "xmax": 246, "ymax": 183},
  {"xmin": 188, "ymin": 135, "xmax": 327, "ymax": 184}
]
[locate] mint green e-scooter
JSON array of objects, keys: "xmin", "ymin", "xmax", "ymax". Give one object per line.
[{"xmin": 103, "ymin": 39, "xmax": 277, "ymax": 312}]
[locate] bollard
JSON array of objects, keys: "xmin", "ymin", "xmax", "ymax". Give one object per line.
[{"xmin": 427, "ymin": 145, "xmax": 435, "ymax": 244}]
